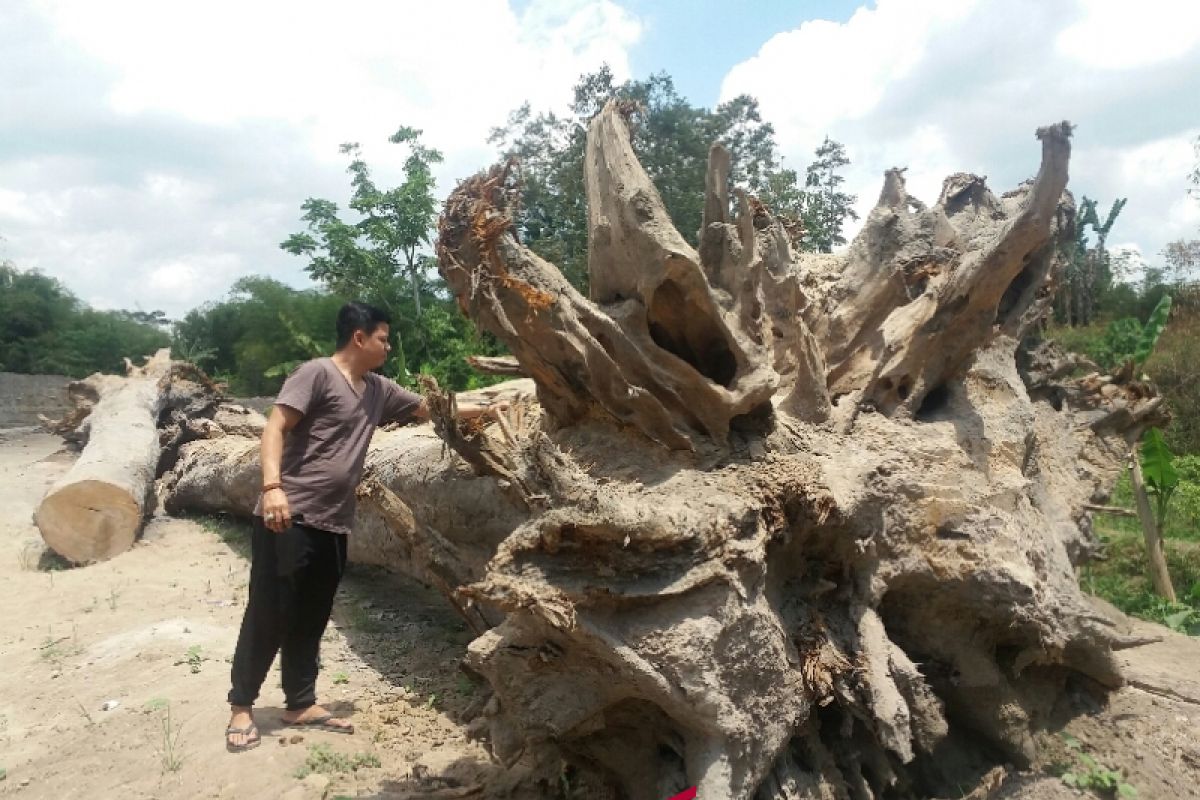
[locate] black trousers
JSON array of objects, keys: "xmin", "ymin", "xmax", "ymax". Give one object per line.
[{"xmin": 228, "ymin": 518, "xmax": 348, "ymax": 710}]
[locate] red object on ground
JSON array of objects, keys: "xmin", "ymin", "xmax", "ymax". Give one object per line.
[{"xmin": 666, "ymin": 789, "xmax": 697, "ymax": 800}]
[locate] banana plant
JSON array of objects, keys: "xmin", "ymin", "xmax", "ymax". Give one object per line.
[
  {"xmin": 1141, "ymin": 427, "xmax": 1179, "ymax": 526},
  {"xmin": 1133, "ymin": 294, "xmax": 1172, "ymax": 368},
  {"xmin": 1123, "ymin": 294, "xmax": 1178, "ymax": 602},
  {"xmin": 265, "ymin": 312, "xmax": 331, "ymax": 379}
]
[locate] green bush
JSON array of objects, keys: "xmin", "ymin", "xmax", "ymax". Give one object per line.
[
  {"xmin": 1144, "ymin": 309, "xmax": 1200, "ymax": 455},
  {"xmin": 1174, "ymin": 456, "xmax": 1200, "ymax": 534},
  {"xmin": 1083, "ymin": 528, "xmax": 1200, "ymax": 633},
  {"xmin": 1094, "ymin": 317, "xmax": 1143, "ymax": 369}
]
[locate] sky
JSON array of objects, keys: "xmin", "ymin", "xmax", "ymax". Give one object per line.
[{"xmin": 1, "ymin": 0, "xmax": 1198, "ymax": 319}]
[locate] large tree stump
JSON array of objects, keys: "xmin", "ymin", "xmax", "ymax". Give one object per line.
[
  {"xmin": 155, "ymin": 105, "xmax": 1173, "ymax": 797},
  {"xmin": 34, "ymin": 350, "xmax": 217, "ymax": 563},
  {"xmin": 415, "ymin": 103, "xmax": 1170, "ymax": 798}
]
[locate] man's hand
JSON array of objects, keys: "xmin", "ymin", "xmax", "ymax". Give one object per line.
[{"xmin": 262, "ymin": 487, "xmax": 292, "ymax": 533}]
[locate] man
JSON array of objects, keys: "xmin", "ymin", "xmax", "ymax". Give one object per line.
[{"xmin": 225, "ymin": 301, "xmax": 500, "ymax": 752}]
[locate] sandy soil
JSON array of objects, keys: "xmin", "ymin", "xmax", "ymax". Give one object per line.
[
  {"xmin": 0, "ymin": 430, "xmax": 498, "ymax": 799},
  {"xmin": 1, "ymin": 427, "xmax": 1198, "ymax": 799}
]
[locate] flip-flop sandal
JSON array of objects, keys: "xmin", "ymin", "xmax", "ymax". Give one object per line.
[
  {"xmin": 225, "ymin": 723, "xmax": 261, "ymax": 752},
  {"xmin": 286, "ymin": 714, "xmax": 354, "ymax": 734}
]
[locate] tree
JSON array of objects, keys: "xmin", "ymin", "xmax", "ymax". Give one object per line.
[
  {"xmin": 1133, "ymin": 427, "xmax": 1179, "ymax": 602},
  {"xmin": 172, "ymin": 277, "xmax": 344, "ymax": 395},
  {"xmin": 278, "ymin": 128, "xmax": 501, "ymax": 385},
  {"xmin": 800, "ymin": 136, "xmax": 859, "ymax": 253},
  {"xmin": 0, "ymin": 262, "xmax": 169, "ymax": 377},
  {"xmin": 354, "ymin": 127, "xmax": 444, "ymax": 318},
  {"xmin": 282, "ymin": 127, "xmax": 443, "ymax": 319},
  {"xmin": 172, "ymin": 276, "xmax": 501, "ymax": 395},
  {"xmin": 1143, "ymin": 300, "xmax": 1200, "ymax": 455},
  {"xmin": 1057, "ymin": 196, "xmax": 1126, "ymax": 326},
  {"xmin": 1162, "ymin": 238, "xmax": 1200, "ymax": 291},
  {"xmin": 489, "ymin": 101, "xmax": 590, "ymax": 288},
  {"xmin": 0, "ymin": 262, "xmax": 76, "ymax": 372}
]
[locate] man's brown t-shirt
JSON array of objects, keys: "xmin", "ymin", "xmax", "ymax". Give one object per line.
[{"xmin": 255, "ymin": 358, "xmax": 421, "ymax": 535}]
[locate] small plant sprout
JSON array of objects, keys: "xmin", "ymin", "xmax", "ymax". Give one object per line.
[{"xmin": 155, "ymin": 703, "xmax": 184, "ymax": 774}]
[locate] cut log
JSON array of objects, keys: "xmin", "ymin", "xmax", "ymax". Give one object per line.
[
  {"xmin": 1082, "ymin": 504, "xmax": 1137, "ymax": 518},
  {"xmin": 35, "ymin": 351, "xmax": 168, "ymax": 562},
  {"xmin": 35, "ymin": 351, "xmax": 222, "ymax": 563}
]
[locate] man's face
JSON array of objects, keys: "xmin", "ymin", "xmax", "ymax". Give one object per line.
[{"xmin": 358, "ymin": 323, "xmax": 391, "ymax": 368}]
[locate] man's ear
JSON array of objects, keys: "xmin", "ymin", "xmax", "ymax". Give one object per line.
[{"xmin": 352, "ymin": 329, "xmax": 366, "ymax": 348}]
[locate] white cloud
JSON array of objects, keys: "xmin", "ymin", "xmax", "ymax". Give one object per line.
[
  {"xmin": 1072, "ymin": 129, "xmax": 1200, "ymax": 264},
  {"xmin": 1113, "ymin": 133, "xmax": 1199, "ymax": 191},
  {"xmin": 0, "ymin": 188, "xmax": 37, "ymax": 224},
  {"xmin": 33, "ymin": 0, "xmax": 640, "ymax": 161},
  {"xmin": 720, "ymin": 0, "xmax": 1200, "ymax": 261},
  {"xmin": 1057, "ymin": 0, "xmax": 1200, "ymax": 69},
  {"xmin": 4, "ymin": 0, "xmax": 642, "ymax": 317},
  {"xmin": 722, "ymin": 0, "xmax": 977, "ymax": 159},
  {"xmin": 144, "ymin": 255, "xmax": 242, "ymax": 305}
]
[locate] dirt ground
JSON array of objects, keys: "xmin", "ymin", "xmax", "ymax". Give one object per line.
[
  {"xmin": 2, "ymin": 427, "xmax": 1199, "ymax": 799},
  {"xmin": 0, "ymin": 429, "xmax": 499, "ymax": 799}
]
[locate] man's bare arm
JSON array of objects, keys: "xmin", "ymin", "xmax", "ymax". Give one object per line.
[
  {"xmin": 261, "ymin": 405, "xmax": 303, "ymax": 532},
  {"xmin": 410, "ymin": 398, "xmax": 503, "ymax": 423}
]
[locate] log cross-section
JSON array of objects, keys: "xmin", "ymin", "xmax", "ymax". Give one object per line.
[{"xmin": 35, "ymin": 350, "xmax": 175, "ymax": 563}]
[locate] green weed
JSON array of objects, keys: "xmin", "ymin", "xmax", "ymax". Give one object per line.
[
  {"xmin": 293, "ymin": 743, "xmax": 380, "ymax": 778},
  {"xmin": 1057, "ymin": 734, "xmax": 1136, "ymax": 797},
  {"xmin": 40, "ymin": 628, "xmax": 81, "ymax": 669},
  {"xmin": 38, "ymin": 549, "xmax": 72, "ymax": 572},
  {"xmin": 174, "ymin": 645, "xmax": 205, "ymax": 674},
  {"xmin": 152, "ymin": 702, "xmax": 184, "ymax": 774}
]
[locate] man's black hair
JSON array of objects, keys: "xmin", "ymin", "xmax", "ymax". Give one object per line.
[{"xmin": 335, "ymin": 301, "xmax": 391, "ymax": 350}]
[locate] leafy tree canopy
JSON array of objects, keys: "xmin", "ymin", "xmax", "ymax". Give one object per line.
[{"xmin": 0, "ymin": 262, "xmax": 169, "ymax": 377}]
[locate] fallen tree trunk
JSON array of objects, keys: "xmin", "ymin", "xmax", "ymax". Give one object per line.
[
  {"xmin": 34, "ymin": 350, "xmax": 218, "ymax": 563},
  {"xmin": 159, "ymin": 380, "xmax": 537, "ymax": 592}
]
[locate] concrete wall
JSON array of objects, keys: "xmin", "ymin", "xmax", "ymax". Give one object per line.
[{"xmin": 0, "ymin": 373, "xmax": 71, "ymax": 427}]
